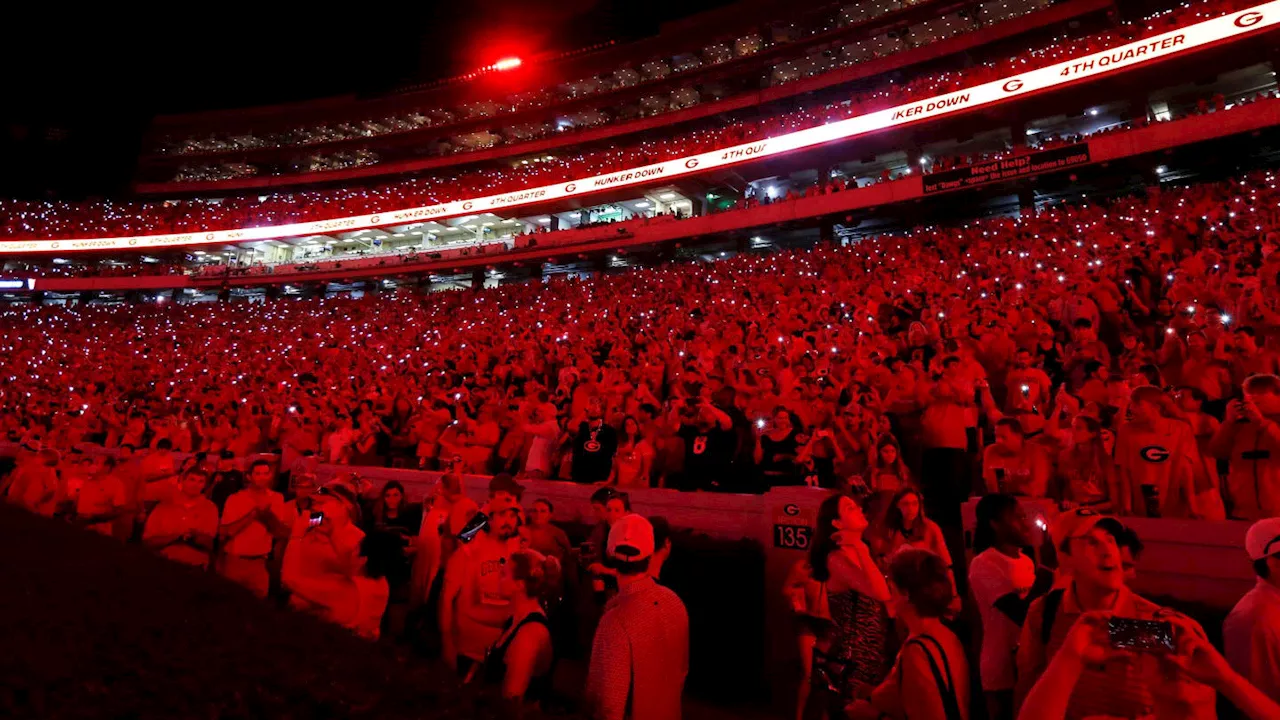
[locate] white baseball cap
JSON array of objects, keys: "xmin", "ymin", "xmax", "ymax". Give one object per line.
[
  {"xmin": 1246, "ymin": 518, "xmax": 1280, "ymax": 561},
  {"xmin": 607, "ymin": 514, "xmax": 655, "ymax": 562}
]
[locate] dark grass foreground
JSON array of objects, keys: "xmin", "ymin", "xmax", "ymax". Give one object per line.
[{"xmin": 0, "ymin": 506, "xmax": 575, "ymax": 720}]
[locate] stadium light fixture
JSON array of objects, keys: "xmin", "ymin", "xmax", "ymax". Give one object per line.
[{"xmin": 491, "ymin": 57, "xmax": 522, "ymax": 71}]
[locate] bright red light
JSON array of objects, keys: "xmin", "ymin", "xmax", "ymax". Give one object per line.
[{"xmin": 491, "ymin": 57, "xmax": 522, "ymax": 71}]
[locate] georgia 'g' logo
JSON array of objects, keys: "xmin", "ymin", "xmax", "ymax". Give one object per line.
[
  {"xmin": 1003, "ymin": 79, "xmax": 1024, "ymax": 93},
  {"xmin": 462, "ymin": 201, "xmax": 473, "ymax": 211},
  {"xmin": 1139, "ymin": 446, "xmax": 1170, "ymax": 463},
  {"xmin": 783, "ymin": 504, "xmax": 800, "ymax": 517},
  {"xmin": 685, "ymin": 158, "xmax": 700, "ymax": 169},
  {"xmin": 564, "ymin": 183, "xmax": 577, "ymax": 192},
  {"xmin": 1235, "ymin": 11, "xmax": 1263, "ymax": 27}
]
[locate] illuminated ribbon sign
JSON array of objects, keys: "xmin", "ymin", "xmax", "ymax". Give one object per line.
[{"xmin": 3, "ymin": 2, "xmax": 1277, "ymax": 255}]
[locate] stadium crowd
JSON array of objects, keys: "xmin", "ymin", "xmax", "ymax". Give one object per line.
[
  {"xmin": 5, "ymin": 167, "xmax": 1280, "ymax": 719},
  {"xmin": 146, "ymin": 0, "xmax": 1251, "ymax": 183},
  {"xmin": 0, "ymin": 0, "xmax": 1259, "ymax": 242},
  {"xmin": 147, "ymin": 0, "xmax": 1052, "ymax": 159}
]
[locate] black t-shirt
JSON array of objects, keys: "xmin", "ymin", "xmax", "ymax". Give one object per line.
[
  {"xmin": 365, "ymin": 504, "xmax": 423, "ymax": 592},
  {"xmin": 571, "ymin": 420, "xmax": 618, "ymax": 484},
  {"xmin": 678, "ymin": 424, "xmax": 736, "ymax": 492}
]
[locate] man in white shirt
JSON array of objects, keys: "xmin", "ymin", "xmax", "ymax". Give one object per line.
[
  {"xmin": 218, "ymin": 459, "xmax": 292, "ymax": 598},
  {"xmin": 143, "ymin": 468, "xmax": 219, "ymax": 568},
  {"xmin": 75, "ymin": 455, "xmax": 127, "ymax": 536},
  {"xmin": 967, "ymin": 494, "xmax": 1052, "ymax": 720},
  {"xmin": 1224, "ymin": 517, "xmax": 1280, "ymax": 705}
]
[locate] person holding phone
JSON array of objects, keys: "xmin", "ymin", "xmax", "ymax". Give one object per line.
[
  {"xmin": 1021, "ymin": 610, "xmax": 1280, "ymax": 720},
  {"xmin": 675, "ymin": 397, "xmax": 734, "ymax": 492},
  {"xmin": 1209, "ymin": 374, "xmax": 1280, "ymax": 519},
  {"xmin": 1014, "ymin": 508, "xmax": 1216, "ymax": 719},
  {"xmin": 439, "ymin": 493, "xmax": 522, "ymax": 674},
  {"xmin": 756, "ymin": 406, "xmax": 801, "ymax": 487},
  {"xmin": 282, "ymin": 480, "xmax": 387, "ymax": 639}
]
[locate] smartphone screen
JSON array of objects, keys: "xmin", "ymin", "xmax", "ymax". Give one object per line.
[
  {"xmin": 1107, "ymin": 617, "xmax": 1174, "ymax": 653},
  {"xmin": 456, "ymin": 512, "xmax": 490, "ymax": 543},
  {"xmin": 308, "ymin": 510, "xmax": 324, "ymax": 528}
]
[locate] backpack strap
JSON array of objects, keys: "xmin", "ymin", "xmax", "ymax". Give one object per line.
[
  {"xmin": 1040, "ymin": 588, "xmax": 1066, "ymax": 647},
  {"xmin": 898, "ymin": 635, "xmax": 963, "ymax": 720}
]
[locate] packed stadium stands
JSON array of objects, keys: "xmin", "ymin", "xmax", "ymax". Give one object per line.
[
  {"xmin": 7, "ymin": 1, "xmax": 1280, "ymax": 718},
  {"xmin": 0, "ymin": 0, "xmax": 1267, "ymax": 248}
]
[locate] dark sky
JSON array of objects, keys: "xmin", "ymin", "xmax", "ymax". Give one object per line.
[{"xmin": 0, "ymin": 0, "xmax": 728, "ymax": 198}]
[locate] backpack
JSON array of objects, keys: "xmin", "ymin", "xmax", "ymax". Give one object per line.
[{"xmin": 1040, "ymin": 588, "xmax": 1066, "ymax": 646}]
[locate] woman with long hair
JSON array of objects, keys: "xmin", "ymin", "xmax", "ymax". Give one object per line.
[
  {"xmin": 798, "ymin": 412, "xmax": 844, "ymax": 489},
  {"xmin": 608, "ymin": 415, "xmax": 654, "ymax": 488},
  {"xmin": 847, "ymin": 549, "xmax": 970, "ymax": 720},
  {"xmin": 875, "ymin": 488, "xmax": 950, "ymax": 567},
  {"xmin": 477, "ymin": 549, "xmax": 560, "ymax": 710},
  {"xmin": 1054, "ymin": 415, "xmax": 1115, "ymax": 509},
  {"xmin": 365, "ymin": 480, "xmax": 422, "ymax": 640},
  {"xmin": 868, "ymin": 437, "xmax": 912, "ymax": 494},
  {"xmin": 804, "ymin": 493, "xmax": 892, "ymax": 719},
  {"xmin": 757, "ymin": 405, "xmax": 802, "ymax": 487}
]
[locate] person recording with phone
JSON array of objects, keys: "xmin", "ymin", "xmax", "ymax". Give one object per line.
[
  {"xmin": 439, "ymin": 489, "xmax": 523, "ymax": 674},
  {"xmin": 281, "ymin": 480, "xmax": 387, "ymax": 638},
  {"xmin": 1014, "ymin": 508, "xmax": 1216, "ymax": 719},
  {"xmin": 1209, "ymin": 374, "xmax": 1280, "ymax": 519},
  {"xmin": 1020, "ymin": 610, "xmax": 1280, "ymax": 720}
]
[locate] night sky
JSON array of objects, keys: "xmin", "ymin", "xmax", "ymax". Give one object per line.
[{"xmin": 0, "ymin": 0, "xmax": 728, "ymax": 198}]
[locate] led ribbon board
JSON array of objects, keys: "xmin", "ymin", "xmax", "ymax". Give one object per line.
[{"xmin": 3, "ymin": 1, "xmax": 1277, "ymax": 255}]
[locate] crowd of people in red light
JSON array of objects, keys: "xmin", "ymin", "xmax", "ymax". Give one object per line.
[
  {"xmin": 146, "ymin": 0, "xmax": 1051, "ymax": 160},
  {"xmin": 4, "ymin": 166, "xmax": 1280, "ymax": 719},
  {"xmin": 0, "ymin": 0, "xmax": 1259, "ymax": 244}
]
